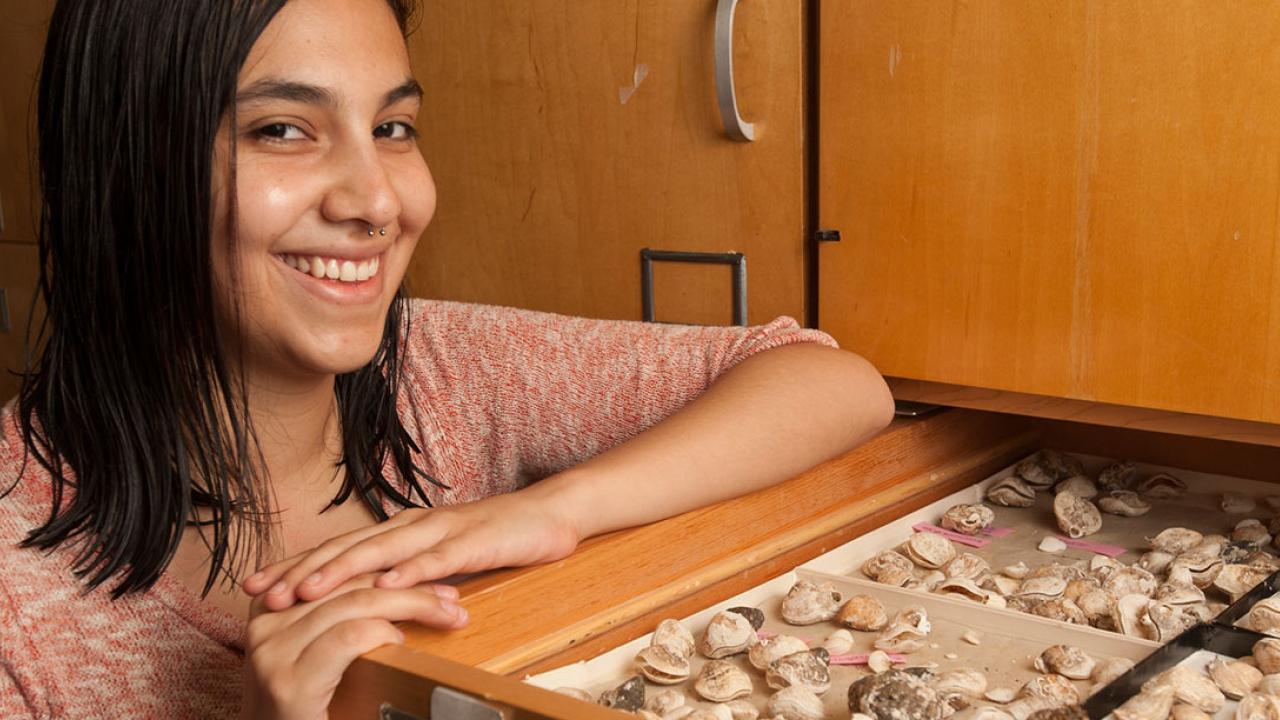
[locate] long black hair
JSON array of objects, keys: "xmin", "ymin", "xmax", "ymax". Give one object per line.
[{"xmin": 8, "ymin": 0, "xmax": 442, "ymax": 599}]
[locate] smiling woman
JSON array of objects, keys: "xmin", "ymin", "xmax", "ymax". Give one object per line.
[{"xmin": 0, "ymin": 0, "xmax": 893, "ymax": 718}]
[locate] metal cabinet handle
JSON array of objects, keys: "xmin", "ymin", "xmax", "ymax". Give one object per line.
[{"xmin": 714, "ymin": 0, "xmax": 756, "ymax": 142}]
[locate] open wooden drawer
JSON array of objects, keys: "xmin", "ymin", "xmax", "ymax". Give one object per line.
[{"xmin": 329, "ymin": 409, "xmax": 1280, "ymax": 719}]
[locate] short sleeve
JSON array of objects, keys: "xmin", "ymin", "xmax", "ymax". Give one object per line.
[{"xmin": 398, "ymin": 300, "xmax": 838, "ymax": 498}]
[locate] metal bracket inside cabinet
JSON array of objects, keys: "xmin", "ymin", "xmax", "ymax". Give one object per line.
[
  {"xmin": 379, "ymin": 703, "xmax": 427, "ymax": 720},
  {"xmin": 429, "ymin": 687, "xmax": 504, "ymax": 720},
  {"xmin": 0, "ymin": 288, "xmax": 9, "ymax": 333},
  {"xmin": 640, "ymin": 248, "xmax": 747, "ymax": 326},
  {"xmin": 893, "ymin": 400, "xmax": 944, "ymax": 418}
]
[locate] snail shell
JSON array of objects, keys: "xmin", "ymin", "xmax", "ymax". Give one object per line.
[
  {"xmin": 779, "ymin": 580, "xmax": 842, "ymax": 625},
  {"xmin": 1053, "ymin": 491, "xmax": 1102, "ymax": 539}
]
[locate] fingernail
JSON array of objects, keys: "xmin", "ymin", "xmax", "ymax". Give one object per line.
[
  {"xmin": 303, "ymin": 572, "xmax": 322, "ymax": 586},
  {"xmin": 439, "ymin": 599, "xmax": 461, "ymax": 617},
  {"xmin": 433, "ymin": 584, "xmax": 460, "ymax": 600},
  {"xmin": 246, "ymin": 571, "xmax": 264, "ymax": 586},
  {"xmin": 454, "ymin": 607, "xmax": 469, "ymax": 625},
  {"xmin": 382, "ymin": 570, "xmax": 400, "ymax": 584},
  {"xmin": 268, "ymin": 581, "xmax": 287, "ymax": 595}
]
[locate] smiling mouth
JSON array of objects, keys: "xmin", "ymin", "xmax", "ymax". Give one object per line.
[{"xmin": 280, "ymin": 253, "xmax": 380, "ymax": 283}]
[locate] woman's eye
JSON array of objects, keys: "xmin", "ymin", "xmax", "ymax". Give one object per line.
[
  {"xmin": 255, "ymin": 123, "xmax": 306, "ymax": 141},
  {"xmin": 374, "ymin": 121, "xmax": 418, "ymax": 141}
]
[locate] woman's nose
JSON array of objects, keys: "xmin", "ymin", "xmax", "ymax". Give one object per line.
[{"xmin": 320, "ymin": 141, "xmax": 401, "ymax": 233}]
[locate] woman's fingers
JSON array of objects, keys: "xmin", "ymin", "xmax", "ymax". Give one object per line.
[
  {"xmin": 243, "ymin": 520, "xmax": 398, "ymax": 596},
  {"xmin": 276, "ymin": 586, "xmax": 466, "ymax": 657},
  {"xmin": 288, "ymin": 517, "xmax": 452, "ymax": 605},
  {"xmin": 374, "ymin": 541, "xmax": 478, "ymax": 589}
]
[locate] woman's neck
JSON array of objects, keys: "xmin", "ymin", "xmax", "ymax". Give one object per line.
[{"xmin": 244, "ymin": 371, "xmax": 344, "ymax": 503}]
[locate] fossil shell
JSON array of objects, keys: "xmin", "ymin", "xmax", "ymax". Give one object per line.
[
  {"xmin": 986, "ymin": 575, "xmax": 1022, "ymax": 596},
  {"xmin": 1255, "ymin": 639, "xmax": 1280, "ymax": 674},
  {"xmin": 1168, "ymin": 552, "xmax": 1224, "ymax": 589},
  {"xmin": 1247, "ymin": 552, "xmax": 1280, "ymax": 573},
  {"xmin": 951, "ymin": 708, "xmax": 1015, "ymax": 720},
  {"xmin": 1154, "ymin": 581, "xmax": 1205, "ymax": 606},
  {"xmin": 1236, "ymin": 692, "xmax": 1280, "ymax": 720},
  {"xmin": 635, "ymin": 645, "xmax": 692, "ymax": 685},
  {"xmin": 1041, "ymin": 449, "xmax": 1086, "ymax": 479},
  {"xmin": 933, "ymin": 669, "xmax": 989, "ymax": 711},
  {"xmin": 862, "ymin": 550, "xmax": 915, "ymax": 581},
  {"xmin": 848, "ymin": 669, "xmax": 946, "ymax": 720},
  {"xmin": 766, "ymin": 685, "xmax": 824, "ymax": 720},
  {"xmin": 599, "ymin": 675, "xmax": 646, "ymax": 711},
  {"xmin": 553, "ymin": 687, "xmax": 594, "ymax": 702},
  {"xmin": 1194, "ymin": 534, "xmax": 1229, "ymax": 557},
  {"xmin": 941, "ymin": 504, "xmax": 997, "ymax": 536},
  {"xmin": 837, "ymin": 594, "xmax": 889, "ymax": 631},
  {"xmin": 1054, "ymin": 476, "xmax": 1098, "ymax": 499},
  {"xmin": 686, "ymin": 707, "xmax": 731, "ymax": 720},
  {"xmin": 1208, "ymin": 657, "xmax": 1263, "ymax": 700},
  {"xmin": 1114, "ymin": 593, "xmax": 1155, "ymax": 639},
  {"xmin": 1090, "ymin": 554, "xmax": 1122, "ymax": 576},
  {"xmin": 1112, "ymin": 683, "xmax": 1174, "ymax": 720},
  {"xmin": 1024, "ymin": 708, "xmax": 1088, "ymax": 720},
  {"xmin": 1091, "ymin": 657, "xmax": 1135, "ymax": 687},
  {"xmin": 938, "ymin": 577, "xmax": 998, "ymax": 604},
  {"xmin": 876, "ymin": 565, "xmax": 915, "ymax": 588},
  {"xmin": 766, "ymin": 651, "xmax": 831, "ymax": 695},
  {"xmin": 1234, "ymin": 519, "xmax": 1274, "ymax": 548},
  {"xmin": 748, "ymin": 634, "xmax": 810, "ymax": 670},
  {"xmin": 1242, "ymin": 596, "xmax": 1280, "ymax": 637},
  {"xmin": 874, "ymin": 606, "xmax": 931, "ymax": 654},
  {"xmin": 1258, "ymin": 674, "xmax": 1280, "ymax": 695},
  {"xmin": 644, "ymin": 689, "xmax": 686, "ymax": 716},
  {"xmin": 1003, "ymin": 561, "xmax": 1031, "ymax": 579},
  {"xmin": 780, "ymin": 580, "xmax": 842, "ymax": 625},
  {"xmin": 1028, "ymin": 597, "xmax": 1088, "ymax": 625},
  {"xmin": 1053, "ymin": 492, "xmax": 1102, "ymax": 539},
  {"xmin": 867, "ymin": 649, "xmax": 894, "ymax": 673},
  {"xmin": 988, "ymin": 476, "xmax": 1036, "ymax": 508},
  {"xmin": 1147, "ymin": 665, "xmax": 1225, "ymax": 714},
  {"xmin": 1039, "ymin": 536, "xmax": 1068, "ymax": 553},
  {"xmin": 1018, "ymin": 674, "xmax": 1079, "ymax": 706},
  {"xmin": 1138, "ymin": 551, "xmax": 1175, "ymax": 576},
  {"xmin": 1147, "ymin": 602, "xmax": 1197, "ymax": 641},
  {"xmin": 1098, "ymin": 490, "xmax": 1152, "ymax": 517},
  {"xmin": 727, "ymin": 606, "xmax": 765, "ymax": 631},
  {"xmin": 725, "ymin": 699, "xmax": 757, "ymax": 720},
  {"xmin": 1150, "ymin": 528, "xmax": 1205, "ymax": 555},
  {"xmin": 1034, "ymin": 646, "xmax": 1095, "ymax": 680},
  {"xmin": 1076, "ymin": 588, "xmax": 1116, "ymax": 623},
  {"xmin": 1098, "ymin": 461, "xmax": 1138, "ymax": 492},
  {"xmin": 700, "ymin": 610, "xmax": 758, "ymax": 658},
  {"xmin": 1104, "ymin": 566, "xmax": 1158, "ymax": 598},
  {"xmin": 1015, "ymin": 456, "xmax": 1058, "ymax": 489},
  {"xmin": 1135, "ymin": 472, "xmax": 1187, "ymax": 499},
  {"xmin": 945, "ymin": 552, "xmax": 992, "ymax": 581},
  {"xmin": 905, "ymin": 531, "xmax": 958, "ymax": 569},
  {"xmin": 1223, "ymin": 493, "xmax": 1258, "ymax": 514},
  {"xmin": 1019, "ymin": 576, "xmax": 1068, "ymax": 599},
  {"xmin": 695, "ymin": 659, "xmax": 753, "ymax": 703},
  {"xmin": 1031, "ymin": 563, "xmax": 1089, "ymax": 582},
  {"xmin": 1215, "ymin": 564, "xmax": 1273, "ymax": 602},
  {"xmin": 652, "ymin": 619, "xmax": 696, "ymax": 659}
]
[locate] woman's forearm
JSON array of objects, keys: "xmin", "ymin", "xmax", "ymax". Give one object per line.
[{"xmin": 529, "ymin": 343, "xmax": 895, "ymax": 540}]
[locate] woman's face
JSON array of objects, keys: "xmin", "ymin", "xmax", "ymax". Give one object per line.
[{"xmin": 210, "ymin": 0, "xmax": 433, "ymax": 383}]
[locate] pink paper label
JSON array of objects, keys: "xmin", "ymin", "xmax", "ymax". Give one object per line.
[
  {"xmin": 910, "ymin": 522, "xmax": 991, "ymax": 548},
  {"xmin": 1055, "ymin": 535, "xmax": 1127, "ymax": 557},
  {"xmin": 757, "ymin": 630, "xmax": 776, "ymax": 640},
  {"xmin": 981, "ymin": 526, "xmax": 1015, "ymax": 538},
  {"xmin": 827, "ymin": 652, "xmax": 907, "ymax": 666}
]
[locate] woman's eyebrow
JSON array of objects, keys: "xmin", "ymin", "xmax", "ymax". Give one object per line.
[{"xmin": 234, "ymin": 77, "xmax": 422, "ymax": 110}]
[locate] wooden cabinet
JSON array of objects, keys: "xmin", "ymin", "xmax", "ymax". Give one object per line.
[
  {"xmin": 0, "ymin": 242, "xmax": 39, "ymax": 401},
  {"xmin": 404, "ymin": 0, "xmax": 808, "ymax": 327},
  {"xmin": 816, "ymin": 2, "xmax": 1280, "ymax": 426},
  {"xmin": 0, "ymin": 0, "xmax": 47, "ymax": 245}
]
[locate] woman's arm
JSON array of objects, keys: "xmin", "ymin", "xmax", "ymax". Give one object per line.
[{"xmin": 529, "ymin": 342, "xmax": 894, "ymax": 540}]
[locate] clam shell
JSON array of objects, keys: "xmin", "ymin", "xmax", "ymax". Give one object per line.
[
  {"xmin": 1147, "ymin": 602, "xmax": 1196, "ymax": 641},
  {"xmin": 862, "ymin": 550, "xmax": 914, "ymax": 582},
  {"xmin": 644, "ymin": 688, "xmax": 686, "ymax": 715},
  {"xmin": 766, "ymin": 651, "xmax": 831, "ymax": 695},
  {"xmin": 1054, "ymin": 476, "xmax": 1098, "ymax": 499},
  {"xmin": 1028, "ymin": 597, "xmax": 1088, "ymax": 625},
  {"xmin": 725, "ymin": 699, "xmax": 758, "ymax": 720},
  {"xmin": 1063, "ymin": 578, "xmax": 1100, "ymax": 603},
  {"xmin": 1004, "ymin": 562, "xmax": 1031, "ymax": 579},
  {"xmin": 819, "ymin": 628, "xmax": 854, "ymax": 656},
  {"xmin": 987, "ymin": 575, "xmax": 1022, "ymax": 596},
  {"xmin": 1098, "ymin": 490, "xmax": 1152, "ymax": 517},
  {"xmin": 635, "ymin": 645, "xmax": 691, "ymax": 685},
  {"xmin": 1018, "ymin": 674, "xmax": 1079, "ymax": 705},
  {"xmin": 1233, "ymin": 519, "xmax": 1273, "ymax": 548},
  {"xmin": 1214, "ymin": 564, "xmax": 1273, "ymax": 602},
  {"xmin": 1135, "ymin": 472, "xmax": 1187, "ymax": 499},
  {"xmin": 766, "ymin": 685, "xmax": 824, "ymax": 720},
  {"xmin": 941, "ymin": 504, "xmax": 996, "ymax": 536},
  {"xmin": 1016, "ymin": 455, "xmax": 1058, "ymax": 489},
  {"xmin": 1092, "ymin": 657, "xmax": 1135, "ymax": 687},
  {"xmin": 1168, "ymin": 552, "xmax": 1223, "ymax": 589},
  {"xmin": 848, "ymin": 669, "xmax": 946, "ymax": 720},
  {"xmin": 694, "ymin": 659, "xmax": 753, "ymax": 703},
  {"xmin": 1025, "ymin": 708, "xmax": 1088, "ymax": 720},
  {"xmin": 652, "ymin": 619, "xmax": 696, "ymax": 659},
  {"xmin": 1194, "ymin": 534, "xmax": 1229, "ymax": 557},
  {"xmin": 837, "ymin": 594, "xmax": 889, "ymax": 631},
  {"xmin": 599, "ymin": 675, "xmax": 646, "ymax": 711},
  {"xmin": 1053, "ymin": 492, "xmax": 1102, "ymax": 539},
  {"xmin": 1104, "ymin": 566, "xmax": 1158, "ymax": 598},
  {"xmin": 700, "ymin": 610, "xmax": 758, "ymax": 658},
  {"xmin": 874, "ymin": 606, "xmax": 931, "ymax": 654},
  {"xmin": 1076, "ymin": 588, "xmax": 1116, "ymax": 623},
  {"xmin": 905, "ymin": 531, "xmax": 958, "ymax": 569},
  {"xmin": 1223, "ymin": 492, "xmax": 1257, "ymax": 514},
  {"xmin": 1147, "ymin": 665, "xmax": 1225, "ymax": 714},
  {"xmin": 951, "ymin": 708, "xmax": 1015, "ymax": 720},
  {"xmin": 1258, "ymin": 674, "xmax": 1280, "ymax": 695},
  {"xmin": 946, "ymin": 552, "xmax": 991, "ymax": 581},
  {"xmin": 938, "ymin": 577, "xmax": 996, "ymax": 604},
  {"xmin": 1112, "ymin": 683, "xmax": 1173, "ymax": 720},
  {"xmin": 1138, "ymin": 551, "xmax": 1174, "ymax": 576},
  {"xmin": 1114, "ymin": 593, "xmax": 1155, "ymax": 639},
  {"xmin": 1018, "ymin": 576, "xmax": 1068, "ymax": 599},
  {"xmin": 1033, "ymin": 646, "xmax": 1095, "ymax": 680},
  {"xmin": 1235, "ymin": 692, "xmax": 1280, "ymax": 720},
  {"xmin": 1154, "ymin": 581, "xmax": 1205, "ymax": 606},
  {"xmin": 1041, "ymin": 449, "xmax": 1085, "ymax": 478},
  {"xmin": 1255, "ymin": 638, "xmax": 1280, "ymax": 674},
  {"xmin": 727, "ymin": 606, "xmax": 765, "ymax": 631},
  {"xmin": 1097, "ymin": 461, "xmax": 1137, "ymax": 492},
  {"xmin": 748, "ymin": 634, "xmax": 810, "ymax": 671},
  {"xmin": 686, "ymin": 707, "xmax": 732, "ymax": 720},
  {"xmin": 987, "ymin": 476, "xmax": 1036, "ymax": 508},
  {"xmin": 1039, "ymin": 536, "xmax": 1068, "ymax": 553},
  {"xmin": 933, "ymin": 669, "xmax": 989, "ymax": 711},
  {"xmin": 876, "ymin": 565, "xmax": 914, "ymax": 588},
  {"xmin": 1207, "ymin": 657, "xmax": 1262, "ymax": 700},
  {"xmin": 780, "ymin": 580, "xmax": 842, "ymax": 625}
]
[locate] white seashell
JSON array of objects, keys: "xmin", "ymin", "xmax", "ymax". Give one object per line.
[
  {"xmin": 725, "ymin": 699, "xmax": 758, "ymax": 720},
  {"xmin": 1146, "ymin": 666, "xmax": 1224, "ymax": 714},
  {"xmin": 1223, "ymin": 493, "xmax": 1257, "ymax": 514},
  {"xmin": 1018, "ymin": 576, "xmax": 1068, "ymax": 599},
  {"xmin": 766, "ymin": 651, "xmax": 830, "ymax": 695},
  {"xmin": 987, "ymin": 575, "xmax": 1021, "ymax": 596},
  {"xmin": 1017, "ymin": 673, "xmax": 1079, "ymax": 706},
  {"xmin": 644, "ymin": 688, "xmax": 686, "ymax": 715},
  {"xmin": 1091, "ymin": 657, "xmax": 1135, "ymax": 686},
  {"xmin": 938, "ymin": 576, "xmax": 997, "ymax": 604},
  {"xmin": 921, "ymin": 570, "xmax": 947, "ymax": 591},
  {"xmin": 1112, "ymin": 683, "xmax": 1174, "ymax": 720},
  {"xmin": 1003, "ymin": 562, "xmax": 1031, "ymax": 579},
  {"xmin": 1194, "ymin": 534, "xmax": 1229, "ymax": 557},
  {"xmin": 685, "ymin": 707, "xmax": 732, "ymax": 720},
  {"xmin": 874, "ymin": 606, "xmax": 931, "ymax": 654},
  {"xmin": 1054, "ymin": 475, "xmax": 1098, "ymax": 499},
  {"xmin": 1154, "ymin": 581, "xmax": 1205, "ymax": 606},
  {"xmin": 1169, "ymin": 552, "xmax": 1224, "ymax": 589},
  {"xmin": 1039, "ymin": 536, "xmax": 1068, "ymax": 553},
  {"xmin": 985, "ymin": 687, "xmax": 1016, "ymax": 703},
  {"xmin": 748, "ymin": 634, "xmax": 810, "ymax": 671},
  {"xmin": 1258, "ymin": 674, "xmax": 1280, "ymax": 695},
  {"xmin": 1150, "ymin": 528, "xmax": 1204, "ymax": 554},
  {"xmin": 1244, "ymin": 597, "xmax": 1280, "ymax": 637},
  {"xmin": 867, "ymin": 649, "xmax": 893, "ymax": 673},
  {"xmin": 1147, "ymin": 602, "xmax": 1197, "ymax": 642},
  {"xmin": 780, "ymin": 580, "xmax": 842, "ymax": 625},
  {"xmin": 1138, "ymin": 551, "xmax": 1174, "ymax": 576},
  {"xmin": 820, "ymin": 629, "xmax": 855, "ymax": 656},
  {"xmin": 1215, "ymin": 564, "xmax": 1273, "ymax": 602},
  {"xmin": 1114, "ymin": 594, "xmax": 1155, "ymax": 639},
  {"xmin": 861, "ymin": 550, "xmax": 914, "ymax": 581},
  {"xmin": 1207, "ymin": 657, "xmax": 1262, "ymax": 700},
  {"xmin": 765, "ymin": 685, "xmax": 825, "ymax": 720},
  {"xmin": 941, "ymin": 504, "xmax": 996, "ymax": 535},
  {"xmin": 905, "ymin": 531, "xmax": 958, "ymax": 569},
  {"xmin": 1235, "ymin": 692, "xmax": 1280, "ymax": 720},
  {"xmin": 987, "ymin": 476, "xmax": 1036, "ymax": 508},
  {"xmin": 1254, "ymin": 638, "xmax": 1280, "ymax": 674},
  {"xmin": 1053, "ymin": 491, "xmax": 1102, "ymax": 539},
  {"xmin": 933, "ymin": 669, "xmax": 989, "ymax": 710},
  {"xmin": 963, "ymin": 630, "xmax": 983, "ymax": 645},
  {"xmin": 1105, "ymin": 566, "xmax": 1159, "ymax": 598},
  {"xmin": 635, "ymin": 645, "xmax": 692, "ymax": 685},
  {"xmin": 699, "ymin": 611, "xmax": 758, "ymax": 658},
  {"xmin": 652, "ymin": 619, "xmax": 696, "ymax": 659},
  {"xmin": 945, "ymin": 552, "xmax": 991, "ymax": 581},
  {"xmin": 951, "ymin": 709, "xmax": 1014, "ymax": 720},
  {"xmin": 694, "ymin": 659, "xmax": 753, "ymax": 703},
  {"xmin": 1098, "ymin": 490, "xmax": 1152, "ymax": 517},
  {"xmin": 837, "ymin": 594, "xmax": 888, "ymax": 631},
  {"xmin": 1033, "ymin": 645, "xmax": 1096, "ymax": 680}
]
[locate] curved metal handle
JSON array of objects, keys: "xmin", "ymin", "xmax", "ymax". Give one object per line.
[{"xmin": 714, "ymin": 0, "xmax": 756, "ymax": 142}]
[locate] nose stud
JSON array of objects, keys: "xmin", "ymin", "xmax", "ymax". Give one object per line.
[{"xmin": 367, "ymin": 226, "xmax": 387, "ymax": 237}]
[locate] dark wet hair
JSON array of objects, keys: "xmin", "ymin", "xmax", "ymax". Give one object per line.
[{"xmin": 6, "ymin": 0, "xmax": 442, "ymax": 598}]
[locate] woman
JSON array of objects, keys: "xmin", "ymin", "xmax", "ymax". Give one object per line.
[{"xmin": 0, "ymin": 0, "xmax": 893, "ymax": 717}]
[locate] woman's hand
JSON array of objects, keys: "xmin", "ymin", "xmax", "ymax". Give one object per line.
[
  {"xmin": 241, "ymin": 486, "xmax": 583, "ymax": 611},
  {"xmin": 239, "ymin": 574, "xmax": 467, "ymax": 720}
]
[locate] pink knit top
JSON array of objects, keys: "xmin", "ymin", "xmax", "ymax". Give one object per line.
[{"xmin": 0, "ymin": 299, "xmax": 836, "ymax": 718}]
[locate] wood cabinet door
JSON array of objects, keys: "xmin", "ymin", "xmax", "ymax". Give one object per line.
[
  {"xmin": 405, "ymin": 1, "xmax": 807, "ymax": 326},
  {"xmin": 0, "ymin": 242, "xmax": 39, "ymax": 402},
  {"xmin": 0, "ymin": 0, "xmax": 50, "ymax": 244},
  {"xmin": 817, "ymin": 2, "xmax": 1280, "ymax": 424}
]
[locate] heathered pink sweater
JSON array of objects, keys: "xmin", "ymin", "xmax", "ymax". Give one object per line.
[{"xmin": 0, "ymin": 299, "xmax": 837, "ymax": 718}]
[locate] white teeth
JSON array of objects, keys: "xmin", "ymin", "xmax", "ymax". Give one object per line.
[{"xmin": 283, "ymin": 253, "xmax": 381, "ymax": 283}]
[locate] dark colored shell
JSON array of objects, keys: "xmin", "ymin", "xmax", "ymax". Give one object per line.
[
  {"xmin": 1027, "ymin": 706, "xmax": 1088, "ymax": 720},
  {"xmin": 727, "ymin": 606, "xmax": 765, "ymax": 630},
  {"xmin": 848, "ymin": 670, "xmax": 946, "ymax": 720},
  {"xmin": 598, "ymin": 675, "xmax": 645, "ymax": 712}
]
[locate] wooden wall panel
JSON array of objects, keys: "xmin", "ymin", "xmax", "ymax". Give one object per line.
[
  {"xmin": 818, "ymin": 2, "xmax": 1280, "ymax": 424},
  {"xmin": 0, "ymin": 242, "xmax": 39, "ymax": 402},
  {"xmin": 0, "ymin": 0, "xmax": 50, "ymax": 244}
]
